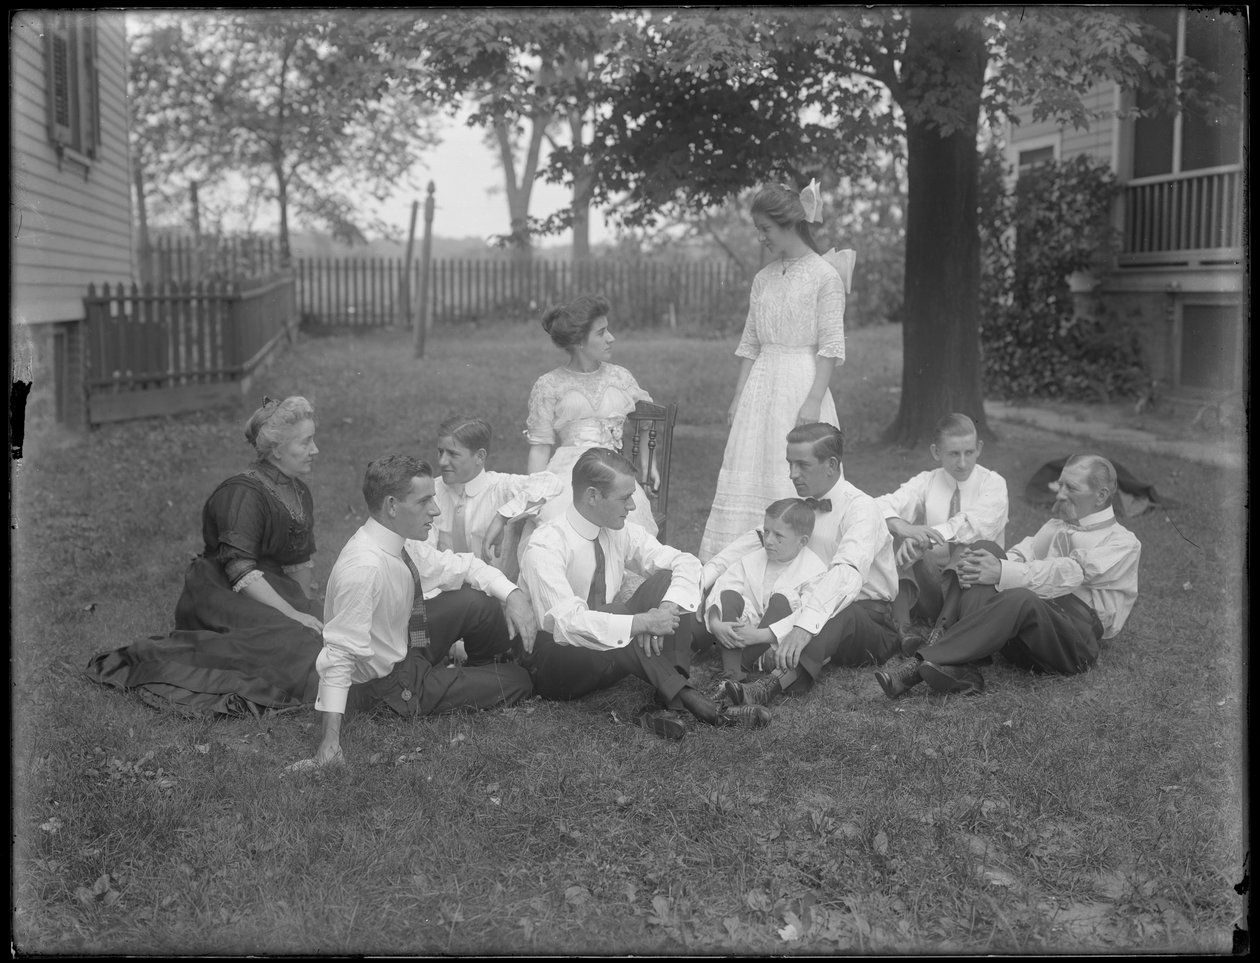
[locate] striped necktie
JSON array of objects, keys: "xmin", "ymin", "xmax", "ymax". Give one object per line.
[
  {"xmin": 587, "ymin": 535, "xmax": 607, "ymax": 609},
  {"xmin": 400, "ymin": 550, "xmax": 431, "ymax": 650}
]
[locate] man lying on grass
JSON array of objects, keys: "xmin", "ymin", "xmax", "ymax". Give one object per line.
[
  {"xmin": 301, "ymin": 454, "xmax": 537, "ymax": 768},
  {"xmin": 875, "ymin": 453, "xmax": 1141, "ymax": 698},
  {"xmin": 518, "ymin": 447, "xmax": 769, "ymax": 739}
]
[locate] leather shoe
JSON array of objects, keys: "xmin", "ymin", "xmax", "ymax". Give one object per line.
[
  {"xmin": 718, "ymin": 704, "xmax": 771, "ymax": 729},
  {"xmin": 719, "ymin": 677, "xmax": 778, "ymax": 707},
  {"xmin": 919, "ymin": 661, "xmax": 984, "ymax": 696},
  {"xmin": 638, "ymin": 708, "xmax": 688, "ymax": 740},
  {"xmin": 875, "ymin": 656, "xmax": 923, "ymax": 699}
]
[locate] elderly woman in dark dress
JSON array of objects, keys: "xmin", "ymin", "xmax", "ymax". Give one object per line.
[{"xmin": 86, "ymin": 396, "xmax": 325, "ymax": 716}]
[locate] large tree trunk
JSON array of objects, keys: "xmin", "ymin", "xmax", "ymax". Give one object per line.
[
  {"xmin": 495, "ymin": 113, "xmax": 548, "ymax": 266},
  {"xmin": 568, "ymin": 111, "xmax": 592, "ymax": 261},
  {"xmin": 884, "ymin": 9, "xmax": 991, "ymax": 448},
  {"xmin": 133, "ymin": 154, "xmax": 152, "ymax": 286}
]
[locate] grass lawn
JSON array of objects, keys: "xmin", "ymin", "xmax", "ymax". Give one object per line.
[{"xmin": 11, "ymin": 320, "xmax": 1247, "ymax": 954}]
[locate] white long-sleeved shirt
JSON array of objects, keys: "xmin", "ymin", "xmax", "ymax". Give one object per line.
[
  {"xmin": 423, "ymin": 469, "xmax": 562, "ymax": 562},
  {"xmin": 997, "ymin": 506, "xmax": 1141, "ymax": 640},
  {"xmin": 519, "ymin": 505, "xmax": 700, "ymax": 651},
  {"xmin": 702, "ymin": 474, "xmax": 898, "ymax": 635},
  {"xmin": 875, "ymin": 464, "xmax": 1009, "ymax": 564},
  {"xmin": 315, "ymin": 516, "xmax": 519, "ymax": 714},
  {"xmin": 707, "ymin": 546, "xmax": 828, "ymax": 642}
]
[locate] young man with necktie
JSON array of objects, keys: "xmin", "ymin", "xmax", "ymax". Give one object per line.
[
  {"xmin": 875, "ymin": 453, "xmax": 1141, "ymax": 699},
  {"xmin": 519, "ymin": 448, "xmax": 770, "ymax": 739},
  {"xmin": 702, "ymin": 423, "xmax": 902, "ymax": 709},
  {"xmin": 426, "ymin": 415, "xmax": 562, "ymax": 566},
  {"xmin": 874, "ymin": 413, "xmax": 1009, "ymax": 655},
  {"xmin": 307, "ymin": 454, "xmax": 537, "ymax": 767}
]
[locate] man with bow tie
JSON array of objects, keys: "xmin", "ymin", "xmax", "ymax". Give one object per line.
[
  {"xmin": 702, "ymin": 423, "xmax": 901, "ymax": 709},
  {"xmin": 875, "ymin": 453, "xmax": 1141, "ymax": 698}
]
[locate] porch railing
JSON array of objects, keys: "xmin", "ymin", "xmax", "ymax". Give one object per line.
[{"xmin": 1120, "ymin": 166, "xmax": 1243, "ymax": 266}]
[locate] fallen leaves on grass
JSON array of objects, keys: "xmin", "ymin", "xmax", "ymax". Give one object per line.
[
  {"xmin": 75, "ymin": 872, "xmax": 120, "ymax": 907},
  {"xmin": 39, "ymin": 816, "xmax": 63, "ymax": 834}
]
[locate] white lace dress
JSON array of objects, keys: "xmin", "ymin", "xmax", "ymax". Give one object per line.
[
  {"xmin": 515, "ymin": 363, "xmax": 659, "ymax": 536},
  {"xmin": 699, "ymin": 251, "xmax": 847, "ymax": 561}
]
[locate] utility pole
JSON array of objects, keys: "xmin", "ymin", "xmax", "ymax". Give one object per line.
[{"xmin": 414, "ymin": 181, "xmax": 435, "ymax": 358}]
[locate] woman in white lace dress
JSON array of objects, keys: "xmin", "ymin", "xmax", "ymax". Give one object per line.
[
  {"xmin": 514, "ymin": 294, "xmax": 659, "ymax": 536},
  {"xmin": 699, "ymin": 182, "xmax": 848, "ymax": 562}
]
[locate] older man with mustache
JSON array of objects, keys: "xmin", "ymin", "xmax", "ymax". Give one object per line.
[{"xmin": 875, "ymin": 453, "xmax": 1141, "ymax": 698}]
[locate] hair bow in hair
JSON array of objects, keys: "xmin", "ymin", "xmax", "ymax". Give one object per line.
[{"xmin": 799, "ymin": 178, "xmax": 822, "ymax": 224}]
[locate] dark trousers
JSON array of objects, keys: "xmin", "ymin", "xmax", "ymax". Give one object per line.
[
  {"xmin": 346, "ymin": 588, "xmax": 532, "ymax": 718},
  {"xmin": 916, "ymin": 585, "xmax": 1104, "ymax": 675},
  {"xmin": 797, "ymin": 598, "xmax": 900, "ymax": 681},
  {"xmin": 530, "ymin": 570, "xmax": 694, "ymax": 706},
  {"xmin": 895, "ymin": 540, "xmax": 1005, "ymax": 627},
  {"xmin": 714, "ymin": 590, "xmax": 792, "ymax": 681}
]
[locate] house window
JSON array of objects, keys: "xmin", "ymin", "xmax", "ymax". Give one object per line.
[
  {"xmin": 1017, "ymin": 145, "xmax": 1056, "ymax": 172},
  {"xmin": 1131, "ymin": 9, "xmax": 1245, "ymax": 179},
  {"xmin": 43, "ymin": 12, "xmax": 100, "ymax": 161}
]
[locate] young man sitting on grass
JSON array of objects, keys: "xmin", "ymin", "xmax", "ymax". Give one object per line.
[
  {"xmin": 298, "ymin": 454, "xmax": 537, "ymax": 769},
  {"xmin": 519, "ymin": 447, "xmax": 770, "ymax": 739},
  {"xmin": 875, "ymin": 412, "xmax": 1009, "ymax": 656},
  {"xmin": 874, "ymin": 453, "xmax": 1140, "ymax": 699}
]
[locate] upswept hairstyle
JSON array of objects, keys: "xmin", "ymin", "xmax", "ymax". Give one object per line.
[
  {"xmin": 786, "ymin": 422, "xmax": 844, "ymax": 465},
  {"xmin": 1064, "ymin": 453, "xmax": 1118, "ymax": 498},
  {"xmin": 541, "ymin": 294, "xmax": 611, "ymax": 351},
  {"xmin": 438, "ymin": 415, "xmax": 493, "ymax": 454},
  {"xmin": 765, "ymin": 497, "xmax": 816, "ymax": 538},
  {"xmin": 245, "ymin": 396, "xmax": 315, "ymax": 459},
  {"xmin": 572, "ymin": 447, "xmax": 635, "ymax": 497},
  {"xmin": 751, "ymin": 184, "xmax": 821, "ymax": 254},
  {"xmin": 363, "ymin": 454, "xmax": 433, "ymax": 513},
  {"xmin": 933, "ymin": 413, "xmax": 978, "ymax": 444}
]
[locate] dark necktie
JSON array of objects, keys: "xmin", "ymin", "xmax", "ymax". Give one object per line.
[
  {"xmin": 587, "ymin": 535, "xmax": 607, "ymax": 609},
  {"xmin": 804, "ymin": 497, "xmax": 832, "ymax": 513},
  {"xmin": 948, "ymin": 485, "xmax": 961, "ymax": 518},
  {"xmin": 400, "ymin": 550, "xmax": 431, "ymax": 651}
]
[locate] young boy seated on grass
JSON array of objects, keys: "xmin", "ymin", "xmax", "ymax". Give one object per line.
[
  {"xmin": 875, "ymin": 413, "xmax": 1009, "ymax": 654},
  {"xmin": 705, "ymin": 498, "xmax": 827, "ymax": 688}
]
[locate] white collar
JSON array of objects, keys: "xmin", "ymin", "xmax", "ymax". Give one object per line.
[
  {"xmin": 565, "ymin": 504, "xmax": 602, "ymax": 541},
  {"xmin": 448, "ymin": 469, "xmax": 490, "ymax": 498},
  {"xmin": 1074, "ymin": 506, "xmax": 1117, "ymax": 530},
  {"xmin": 363, "ymin": 515, "xmax": 406, "ymax": 555}
]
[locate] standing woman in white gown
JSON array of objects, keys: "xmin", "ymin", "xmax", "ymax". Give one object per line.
[{"xmin": 699, "ymin": 181, "xmax": 851, "ymax": 562}]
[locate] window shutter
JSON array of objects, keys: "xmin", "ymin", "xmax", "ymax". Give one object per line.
[
  {"xmin": 79, "ymin": 17, "xmax": 100, "ymax": 157},
  {"xmin": 44, "ymin": 14, "xmax": 76, "ymax": 147}
]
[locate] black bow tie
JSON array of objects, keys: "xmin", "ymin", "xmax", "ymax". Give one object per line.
[{"xmin": 804, "ymin": 497, "xmax": 832, "ymax": 513}]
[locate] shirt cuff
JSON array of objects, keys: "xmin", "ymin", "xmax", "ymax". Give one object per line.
[
  {"xmin": 995, "ymin": 560, "xmax": 1023, "ymax": 593},
  {"xmin": 315, "ymin": 682, "xmax": 348, "ymax": 715},
  {"xmin": 662, "ymin": 587, "xmax": 699, "ymax": 614},
  {"xmin": 608, "ymin": 613, "xmax": 636, "ymax": 646},
  {"xmin": 794, "ymin": 607, "xmax": 826, "ymax": 636},
  {"xmin": 483, "ymin": 571, "xmax": 519, "ymax": 603}
]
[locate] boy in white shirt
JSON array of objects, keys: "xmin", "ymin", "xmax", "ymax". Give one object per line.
[
  {"xmin": 427, "ymin": 415, "xmax": 562, "ymax": 571},
  {"xmin": 706, "ymin": 498, "xmax": 827, "ymax": 687},
  {"xmin": 875, "ymin": 413, "xmax": 1009, "ymax": 654}
]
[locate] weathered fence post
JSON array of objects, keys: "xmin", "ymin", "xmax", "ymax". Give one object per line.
[{"xmin": 415, "ymin": 181, "xmax": 435, "ymax": 359}]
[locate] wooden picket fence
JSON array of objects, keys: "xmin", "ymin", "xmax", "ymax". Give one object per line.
[
  {"xmin": 294, "ymin": 257, "xmax": 749, "ymax": 329},
  {"xmin": 82, "ymin": 274, "xmax": 298, "ymax": 425}
]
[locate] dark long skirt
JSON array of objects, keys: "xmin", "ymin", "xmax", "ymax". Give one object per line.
[{"xmin": 85, "ymin": 557, "xmax": 324, "ymax": 717}]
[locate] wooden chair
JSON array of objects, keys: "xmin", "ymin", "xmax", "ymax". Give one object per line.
[{"xmin": 621, "ymin": 400, "xmax": 678, "ymax": 543}]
